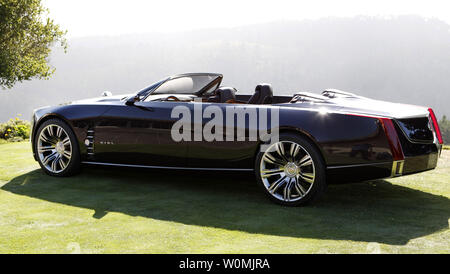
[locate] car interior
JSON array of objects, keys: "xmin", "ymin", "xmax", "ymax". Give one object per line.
[
  {"xmin": 140, "ymin": 74, "xmax": 297, "ymax": 105},
  {"xmin": 144, "ymin": 83, "xmax": 295, "ymax": 105}
]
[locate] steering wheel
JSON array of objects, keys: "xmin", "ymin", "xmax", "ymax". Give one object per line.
[{"xmin": 166, "ymin": 95, "xmax": 180, "ymax": 101}]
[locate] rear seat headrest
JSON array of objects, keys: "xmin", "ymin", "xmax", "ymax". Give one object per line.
[{"xmin": 248, "ymin": 83, "xmax": 273, "ymax": 104}]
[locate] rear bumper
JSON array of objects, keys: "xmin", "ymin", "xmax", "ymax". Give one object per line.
[
  {"xmin": 326, "ymin": 150, "xmax": 440, "ymax": 184},
  {"xmin": 400, "ymin": 151, "xmax": 439, "ymax": 176}
]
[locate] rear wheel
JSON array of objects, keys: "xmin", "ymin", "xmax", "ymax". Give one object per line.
[
  {"xmin": 35, "ymin": 118, "xmax": 81, "ymax": 177},
  {"xmin": 255, "ymin": 133, "xmax": 326, "ymax": 206}
]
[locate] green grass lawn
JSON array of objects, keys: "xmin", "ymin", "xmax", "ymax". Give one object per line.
[{"xmin": 0, "ymin": 142, "xmax": 449, "ymax": 253}]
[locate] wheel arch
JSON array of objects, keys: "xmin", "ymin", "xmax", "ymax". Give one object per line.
[
  {"xmin": 32, "ymin": 114, "xmax": 77, "ymax": 161},
  {"xmin": 253, "ymin": 126, "xmax": 327, "ymax": 167}
]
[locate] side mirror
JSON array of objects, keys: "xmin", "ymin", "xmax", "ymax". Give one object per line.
[{"xmin": 125, "ymin": 95, "xmax": 139, "ymax": 106}]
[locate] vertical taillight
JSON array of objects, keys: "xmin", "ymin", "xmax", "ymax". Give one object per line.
[
  {"xmin": 379, "ymin": 118, "xmax": 405, "ymax": 161},
  {"xmin": 428, "ymin": 108, "xmax": 443, "ymax": 144}
]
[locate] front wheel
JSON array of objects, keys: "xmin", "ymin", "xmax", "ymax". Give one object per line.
[
  {"xmin": 255, "ymin": 133, "xmax": 326, "ymax": 206},
  {"xmin": 34, "ymin": 118, "xmax": 81, "ymax": 177}
]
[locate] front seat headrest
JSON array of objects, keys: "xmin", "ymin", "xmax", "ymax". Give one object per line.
[
  {"xmin": 248, "ymin": 84, "xmax": 273, "ymax": 104},
  {"xmin": 214, "ymin": 87, "xmax": 237, "ymax": 103}
]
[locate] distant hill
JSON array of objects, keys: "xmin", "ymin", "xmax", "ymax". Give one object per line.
[{"xmin": 1, "ymin": 15, "xmax": 450, "ymax": 122}]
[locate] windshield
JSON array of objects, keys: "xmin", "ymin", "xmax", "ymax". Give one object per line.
[
  {"xmin": 152, "ymin": 75, "xmax": 218, "ymax": 95},
  {"xmin": 134, "ymin": 74, "xmax": 222, "ymax": 102}
]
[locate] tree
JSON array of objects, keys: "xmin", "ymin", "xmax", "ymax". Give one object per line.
[
  {"xmin": 0, "ymin": 0, "xmax": 66, "ymax": 89},
  {"xmin": 439, "ymin": 115, "xmax": 450, "ymax": 144}
]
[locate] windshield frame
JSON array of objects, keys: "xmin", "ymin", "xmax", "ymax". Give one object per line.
[{"xmin": 135, "ymin": 78, "xmax": 168, "ymax": 99}]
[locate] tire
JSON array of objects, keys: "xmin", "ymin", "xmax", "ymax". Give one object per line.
[
  {"xmin": 255, "ymin": 132, "xmax": 326, "ymax": 206},
  {"xmin": 34, "ymin": 118, "xmax": 81, "ymax": 177}
]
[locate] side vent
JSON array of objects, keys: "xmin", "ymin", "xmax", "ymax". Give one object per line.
[{"xmin": 85, "ymin": 129, "xmax": 95, "ymax": 159}]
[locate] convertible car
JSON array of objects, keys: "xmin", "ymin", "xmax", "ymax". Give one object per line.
[{"xmin": 31, "ymin": 73, "xmax": 443, "ymax": 206}]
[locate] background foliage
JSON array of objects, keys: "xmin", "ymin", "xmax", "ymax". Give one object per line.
[
  {"xmin": 0, "ymin": 0, "xmax": 66, "ymax": 89},
  {"xmin": 0, "ymin": 117, "xmax": 30, "ymax": 141},
  {"xmin": 439, "ymin": 116, "xmax": 450, "ymax": 144}
]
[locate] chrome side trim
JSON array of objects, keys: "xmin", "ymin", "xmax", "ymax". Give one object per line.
[
  {"xmin": 81, "ymin": 161, "xmax": 254, "ymax": 172},
  {"xmin": 327, "ymin": 162, "xmax": 391, "ymax": 169}
]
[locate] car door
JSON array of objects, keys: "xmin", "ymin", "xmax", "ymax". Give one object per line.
[
  {"xmin": 185, "ymin": 101, "xmax": 261, "ymax": 169},
  {"xmin": 93, "ymin": 101, "xmax": 189, "ymax": 167},
  {"xmin": 92, "ymin": 73, "xmax": 223, "ymax": 167}
]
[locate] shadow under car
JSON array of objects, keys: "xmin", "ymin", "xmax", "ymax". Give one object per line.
[{"xmin": 2, "ymin": 165, "xmax": 449, "ymax": 246}]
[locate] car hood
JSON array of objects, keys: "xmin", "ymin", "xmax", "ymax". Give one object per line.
[{"xmin": 69, "ymin": 93, "xmax": 134, "ymax": 105}]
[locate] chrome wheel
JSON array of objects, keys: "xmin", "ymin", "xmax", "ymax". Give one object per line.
[
  {"xmin": 260, "ymin": 141, "xmax": 316, "ymax": 202},
  {"xmin": 37, "ymin": 124, "xmax": 72, "ymax": 174}
]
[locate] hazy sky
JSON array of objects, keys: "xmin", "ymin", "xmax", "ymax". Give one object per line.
[{"xmin": 44, "ymin": 0, "xmax": 450, "ymax": 37}]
